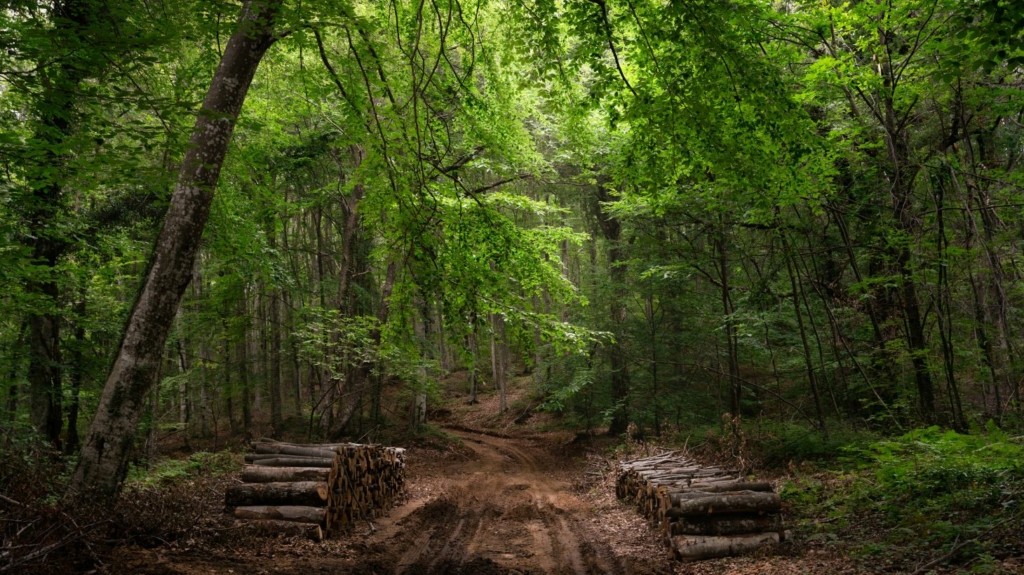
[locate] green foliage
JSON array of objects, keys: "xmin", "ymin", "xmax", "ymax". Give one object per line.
[
  {"xmin": 857, "ymin": 425, "xmax": 1024, "ymax": 507},
  {"xmin": 0, "ymin": 0, "xmax": 1022, "ymax": 505},
  {"xmin": 784, "ymin": 425, "xmax": 1024, "ymax": 570},
  {"xmin": 0, "ymin": 423, "xmax": 70, "ymax": 502},
  {"xmin": 755, "ymin": 421, "xmax": 879, "ymax": 467},
  {"xmin": 125, "ymin": 451, "xmax": 240, "ymax": 488},
  {"xmin": 539, "ymin": 365, "xmax": 594, "ymax": 413},
  {"xmin": 295, "ymin": 309, "xmax": 382, "ymax": 381}
]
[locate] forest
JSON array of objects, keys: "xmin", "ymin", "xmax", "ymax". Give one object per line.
[{"xmin": 1, "ymin": 0, "xmax": 1023, "ymax": 573}]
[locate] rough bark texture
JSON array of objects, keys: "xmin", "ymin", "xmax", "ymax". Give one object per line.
[
  {"xmin": 666, "ymin": 492, "xmax": 781, "ymax": 517},
  {"xmin": 670, "ymin": 515, "xmax": 783, "ymax": 536},
  {"xmin": 232, "ymin": 505, "xmax": 325, "ymax": 524},
  {"xmin": 617, "ymin": 452, "xmax": 784, "ymax": 561},
  {"xmin": 225, "ymin": 481, "xmax": 328, "ymax": 507},
  {"xmin": 671, "ymin": 533, "xmax": 781, "ymax": 561},
  {"xmin": 240, "ymin": 466, "xmax": 330, "ymax": 483},
  {"xmin": 243, "ymin": 455, "xmax": 336, "ymax": 468},
  {"xmin": 70, "ymin": 0, "xmax": 282, "ymax": 498}
]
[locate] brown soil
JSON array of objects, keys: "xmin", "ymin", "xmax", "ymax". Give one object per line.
[
  {"xmin": 105, "ymin": 422, "xmax": 879, "ymax": 575},
  {"xmin": 101, "ymin": 377, "xmax": 875, "ymax": 575},
  {"xmin": 372, "ymin": 428, "xmax": 635, "ymax": 574},
  {"xmin": 106, "ymin": 425, "xmax": 673, "ymax": 574}
]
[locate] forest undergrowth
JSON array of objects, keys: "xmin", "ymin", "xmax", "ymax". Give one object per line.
[{"xmin": 2, "ymin": 375, "xmax": 1023, "ymax": 574}]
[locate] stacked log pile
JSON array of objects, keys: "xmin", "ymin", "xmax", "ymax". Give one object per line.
[
  {"xmin": 616, "ymin": 452, "xmax": 783, "ymax": 561},
  {"xmin": 324, "ymin": 443, "xmax": 406, "ymax": 532},
  {"xmin": 226, "ymin": 440, "xmax": 406, "ymax": 539}
]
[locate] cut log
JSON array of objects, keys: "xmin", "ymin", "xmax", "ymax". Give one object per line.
[
  {"xmin": 254, "ymin": 439, "xmax": 353, "ymax": 449},
  {"xmin": 324, "ymin": 444, "xmax": 406, "ymax": 533},
  {"xmin": 225, "ymin": 481, "xmax": 328, "ymax": 508},
  {"xmin": 253, "ymin": 443, "xmax": 348, "ymax": 458},
  {"xmin": 243, "ymin": 455, "xmax": 335, "ymax": 467},
  {"xmin": 230, "ymin": 441, "xmax": 406, "ymax": 538},
  {"xmin": 670, "ymin": 514, "xmax": 784, "ymax": 536},
  {"xmin": 671, "ymin": 532, "xmax": 780, "ymax": 561},
  {"xmin": 240, "ymin": 466, "xmax": 330, "ymax": 483},
  {"xmin": 232, "ymin": 505, "xmax": 325, "ymax": 524},
  {"xmin": 237, "ymin": 519, "xmax": 324, "ymax": 541},
  {"xmin": 617, "ymin": 452, "xmax": 784, "ymax": 561},
  {"xmin": 686, "ymin": 481, "xmax": 773, "ymax": 493},
  {"xmin": 666, "ymin": 492, "xmax": 781, "ymax": 517},
  {"xmin": 254, "ymin": 440, "xmax": 407, "ymax": 458}
]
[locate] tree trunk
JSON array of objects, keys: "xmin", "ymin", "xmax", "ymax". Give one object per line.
[
  {"xmin": 265, "ymin": 209, "xmax": 283, "ymax": 434},
  {"xmin": 327, "ymin": 145, "xmax": 369, "ymax": 436},
  {"xmin": 899, "ymin": 247, "xmax": 936, "ymax": 421},
  {"xmin": 962, "ymin": 159, "xmax": 1018, "ymax": 415},
  {"xmin": 280, "ymin": 200, "xmax": 305, "ymax": 415},
  {"xmin": 875, "ymin": 24, "xmax": 936, "ymax": 423},
  {"xmin": 65, "ymin": 299, "xmax": 87, "ymax": 455},
  {"xmin": 827, "ymin": 202, "xmax": 896, "ymax": 396},
  {"xmin": 242, "ymin": 455, "xmax": 335, "ymax": 468},
  {"xmin": 23, "ymin": 1, "xmax": 100, "ymax": 449},
  {"xmin": 781, "ymin": 235, "xmax": 827, "ymax": 436},
  {"xmin": 5, "ymin": 322, "xmax": 27, "ymax": 422},
  {"xmin": 491, "ymin": 311, "xmax": 508, "ymax": 414},
  {"xmin": 715, "ymin": 231, "xmax": 741, "ymax": 421},
  {"xmin": 224, "ymin": 332, "xmax": 236, "ymax": 433},
  {"xmin": 670, "ymin": 515, "xmax": 783, "ymax": 537},
  {"xmin": 269, "ymin": 288, "xmax": 283, "ymax": 434},
  {"xmin": 665, "ymin": 491, "xmax": 782, "ymax": 517},
  {"xmin": 239, "ymin": 295, "xmax": 253, "ymax": 433},
  {"xmin": 412, "ymin": 301, "xmax": 430, "ymax": 428},
  {"xmin": 468, "ymin": 312, "xmax": 478, "ymax": 404},
  {"xmin": 933, "ymin": 175, "xmax": 966, "ymax": 430},
  {"xmin": 70, "ymin": 0, "xmax": 283, "ymax": 498},
  {"xmin": 237, "ymin": 520, "xmax": 323, "ymax": 540},
  {"xmin": 27, "ymin": 262, "xmax": 63, "ymax": 449},
  {"xmin": 961, "ymin": 177, "xmax": 1003, "ymax": 420},
  {"xmin": 594, "ymin": 183, "xmax": 630, "ymax": 435},
  {"xmin": 175, "ymin": 330, "xmax": 190, "ymax": 427}
]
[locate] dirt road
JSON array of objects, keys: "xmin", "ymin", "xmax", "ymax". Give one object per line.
[
  {"xmin": 110, "ymin": 426, "xmax": 672, "ymax": 575},
  {"xmin": 347, "ymin": 428, "xmax": 648, "ymax": 574}
]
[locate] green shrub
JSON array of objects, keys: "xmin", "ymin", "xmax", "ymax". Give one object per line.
[
  {"xmin": 784, "ymin": 423, "xmax": 1024, "ymax": 571},
  {"xmin": 757, "ymin": 421, "xmax": 877, "ymax": 466},
  {"xmin": 855, "ymin": 424, "xmax": 1023, "ymax": 511},
  {"xmin": 686, "ymin": 419, "xmax": 879, "ymax": 468}
]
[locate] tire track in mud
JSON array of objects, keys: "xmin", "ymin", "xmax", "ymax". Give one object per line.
[{"xmin": 350, "ymin": 428, "xmax": 627, "ymax": 575}]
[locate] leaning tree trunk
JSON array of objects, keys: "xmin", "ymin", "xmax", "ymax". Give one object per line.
[{"xmin": 69, "ymin": 0, "xmax": 283, "ymax": 498}]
